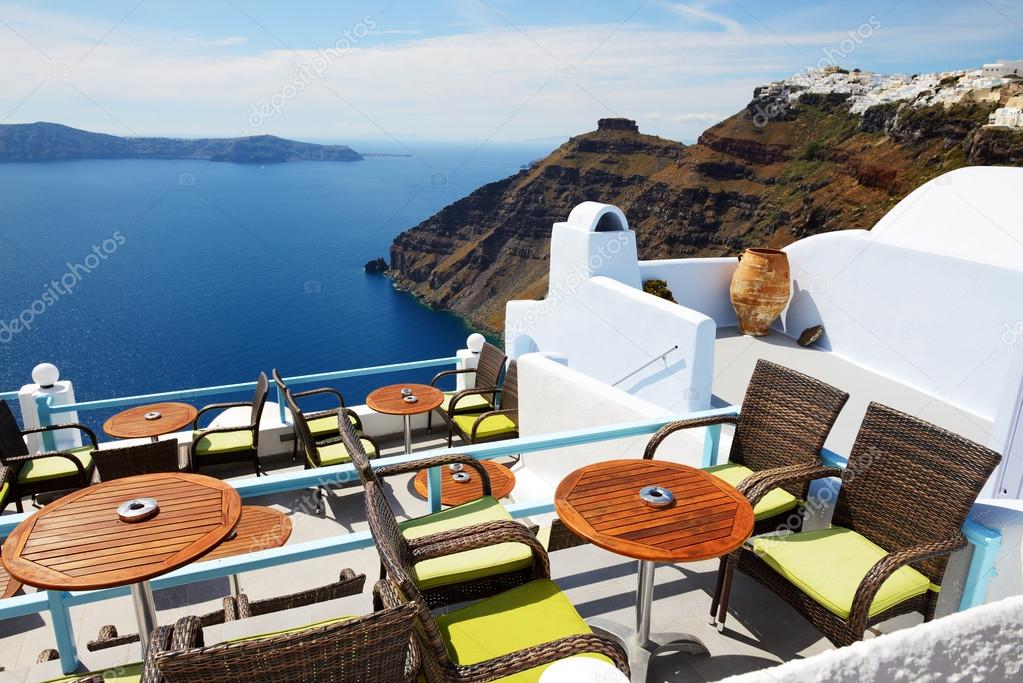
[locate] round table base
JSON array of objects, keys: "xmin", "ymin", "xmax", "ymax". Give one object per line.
[{"xmin": 587, "ymin": 618, "xmax": 708, "ymax": 683}]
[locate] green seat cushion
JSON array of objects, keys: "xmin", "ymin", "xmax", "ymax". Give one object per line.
[
  {"xmin": 17, "ymin": 446, "xmax": 94, "ymax": 484},
  {"xmin": 705, "ymin": 462, "xmax": 799, "ymax": 521},
  {"xmin": 399, "ymin": 496, "xmax": 533, "ymax": 591},
  {"xmin": 43, "ymin": 662, "xmax": 142, "ymax": 682},
  {"xmin": 307, "ymin": 413, "xmax": 359, "ymax": 437},
  {"xmin": 0, "ymin": 480, "xmax": 9, "ymax": 507},
  {"xmin": 440, "ymin": 391, "xmax": 493, "ymax": 414},
  {"xmin": 228, "ymin": 615, "xmax": 353, "ymax": 643},
  {"xmin": 451, "ymin": 413, "xmax": 517, "ymax": 440},
  {"xmin": 192, "ymin": 430, "xmax": 254, "ymax": 455},
  {"xmin": 436, "ymin": 579, "xmax": 612, "ymax": 682},
  {"xmin": 314, "ymin": 438, "xmax": 378, "ymax": 466},
  {"xmin": 753, "ymin": 526, "xmax": 932, "ymax": 619}
]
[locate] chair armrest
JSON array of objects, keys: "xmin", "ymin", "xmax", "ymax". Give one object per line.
[
  {"xmin": 21, "ymin": 422, "xmax": 100, "ymax": 450},
  {"xmin": 470, "ymin": 409, "xmax": 516, "ymax": 441},
  {"xmin": 411, "ymin": 519, "xmax": 550, "ymax": 581},
  {"xmin": 455, "ymin": 633, "xmax": 630, "ymax": 681},
  {"xmin": 737, "ymin": 462, "xmax": 843, "ymax": 509},
  {"xmin": 430, "ymin": 368, "xmax": 476, "ymax": 388},
  {"xmin": 375, "ymin": 454, "xmax": 492, "ymax": 496},
  {"xmin": 86, "ymin": 625, "xmax": 140, "ymax": 652},
  {"xmin": 193, "ymin": 402, "xmax": 250, "ymax": 426},
  {"xmin": 144, "ymin": 616, "xmax": 202, "ymax": 683},
  {"xmin": 448, "ymin": 387, "xmax": 499, "ymax": 414},
  {"xmin": 847, "ymin": 533, "xmax": 967, "ymax": 631},
  {"xmin": 643, "ymin": 414, "xmax": 740, "ymax": 460}
]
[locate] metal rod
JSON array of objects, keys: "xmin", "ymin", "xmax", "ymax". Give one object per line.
[
  {"xmin": 130, "ymin": 581, "xmax": 158, "ymax": 654},
  {"xmin": 636, "ymin": 560, "xmax": 656, "ymax": 643},
  {"xmin": 403, "ymin": 415, "xmax": 413, "ymax": 455},
  {"xmin": 612, "ymin": 345, "xmax": 678, "ymax": 387},
  {"xmin": 229, "ymin": 574, "xmax": 241, "ymax": 597}
]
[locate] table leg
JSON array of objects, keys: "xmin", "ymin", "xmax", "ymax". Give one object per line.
[
  {"xmin": 636, "ymin": 559, "xmax": 656, "ymax": 642},
  {"xmin": 130, "ymin": 580, "xmax": 158, "ymax": 654},
  {"xmin": 403, "ymin": 415, "xmax": 413, "ymax": 455}
]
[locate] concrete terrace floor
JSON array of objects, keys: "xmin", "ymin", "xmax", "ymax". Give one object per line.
[{"xmin": 3, "ymin": 429, "xmax": 844, "ymax": 683}]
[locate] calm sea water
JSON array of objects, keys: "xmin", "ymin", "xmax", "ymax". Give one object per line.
[{"xmin": 0, "ymin": 143, "xmax": 549, "ymax": 423}]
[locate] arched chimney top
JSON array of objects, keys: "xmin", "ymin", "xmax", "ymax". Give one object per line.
[{"xmin": 566, "ymin": 202, "xmax": 629, "ymax": 233}]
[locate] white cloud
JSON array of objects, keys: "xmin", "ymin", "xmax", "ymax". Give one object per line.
[
  {"xmin": 648, "ymin": 111, "xmax": 724, "ymax": 123},
  {"xmin": 667, "ymin": 1, "xmax": 744, "ymax": 34}
]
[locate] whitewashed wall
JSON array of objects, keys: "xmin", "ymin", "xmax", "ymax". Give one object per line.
[{"xmin": 639, "ymin": 257, "xmax": 737, "ymax": 327}]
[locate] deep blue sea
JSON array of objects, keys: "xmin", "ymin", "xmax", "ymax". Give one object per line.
[{"xmin": 0, "ymin": 142, "xmax": 550, "ymax": 423}]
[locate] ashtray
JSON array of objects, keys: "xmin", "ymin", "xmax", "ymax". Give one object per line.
[
  {"xmin": 143, "ymin": 411, "xmax": 162, "ymax": 421},
  {"xmin": 400, "ymin": 388, "xmax": 413, "ymax": 396},
  {"xmin": 639, "ymin": 485, "xmax": 675, "ymax": 508},
  {"xmin": 448, "ymin": 463, "xmax": 464, "ymax": 473},
  {"xmin": 452, "ymin": 471, "xmax": 472, "ymax": 483},
  {"xmin": 403, "ymin": 395, "xmax": 418, "ymax": 403},
  {"xmin": 117, "ymin": 498, "xmax": 159, "ymax": 523}
]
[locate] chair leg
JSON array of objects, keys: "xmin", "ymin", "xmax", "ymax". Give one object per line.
[
  {"xmin": 427, "ymin": 411, "xmax": 433, "ymax": 434},
  {"xmin": 291, "ymin": 434, "xmax": 298, "ymax": 464},
  {"xmin": 716, "ymin": 553, "xmax": 737, "ymax": 629},
  {"xmin": 710, "ymin": 556, "xmax": 726, "ymax": 621},
  {"xmin": 15, "ymin": 496, "xmax": 23, "ymax": 513}
]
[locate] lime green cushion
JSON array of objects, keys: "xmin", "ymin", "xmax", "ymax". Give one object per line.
[
  {"xmin": 17, "ymin": 446, "xmax": 94, "ymax": 484},
  {"xmin": 753, "ymin": 526, "xmax": 931, "ymax": 619},
  {"xmin": 705, "ymin": 462, "xmax": 799, "ymax": 521},
  {"xmin": 193, "ymin": 430, "xmax": 254, "ymax": 455},
  {"xmin": 314, "ymin": 438, "xmax": 378, "ymax": 466},
  {"xmin": 0, "ymin": 480, "xmax": 9, "ymax": 507},
  {"xmin": 399, "ymin": 496, "xmax": 533, "ymax": 591},
  {"xmin": 43, "ymin": 662, "xmax": 142, "ymax": 682},
  {"xmin": 441, "ymin": 391, "xmax": 492, "ymax": 414},
  {"xmin": 452, "ymin": 413, "xmax": 517, "ymax": 440},
  {"xmin": 307, "ymin": 413, "xmax": 359, "ymax": 437},
  {"xmin": 228, "ymin": 615, "xmax": 353, "ymax": 643},
  {"xmin": 436, "ymin": 579, "xmax": 611, "ymax": 682}
]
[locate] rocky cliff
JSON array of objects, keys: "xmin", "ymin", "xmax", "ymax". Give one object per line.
[{"xmin": 390, "ymin": 85, "xmax": 1023, "ymax": 334}]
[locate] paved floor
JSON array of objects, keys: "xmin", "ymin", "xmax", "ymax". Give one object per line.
[{"xmin": 2, "ymin": 428, "xmax": 853, "ymax": 682}]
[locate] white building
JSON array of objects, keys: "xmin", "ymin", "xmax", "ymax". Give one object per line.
[
  {"xmin": 981, "ymin": 59, "xmax": 1023, "ymax": 77},
  {"xmin": 988, "ymin": 106, "xmax": 1023, "ymax": 128}
]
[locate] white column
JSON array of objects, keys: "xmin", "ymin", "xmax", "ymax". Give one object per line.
[{"xmin": 18, "ymin": 363, "xmax": 81, "ymax": 452}]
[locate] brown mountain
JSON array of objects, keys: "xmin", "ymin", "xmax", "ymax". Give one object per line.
[{"xmin": 390, "ymin": 87, "xmax": 1023, "ymax": 334}]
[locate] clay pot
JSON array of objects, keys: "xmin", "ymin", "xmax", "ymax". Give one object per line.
[{"xmin": 730, "ymin": 248, "xmax": 791, "ymax": 336}]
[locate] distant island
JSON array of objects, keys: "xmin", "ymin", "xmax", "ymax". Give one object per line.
[{"xmin": 0, "ymin": 122, "xmax": 362, "ymax": 163}]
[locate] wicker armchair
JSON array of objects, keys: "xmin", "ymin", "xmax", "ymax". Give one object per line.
[
  {"xmin": 190, "ymin": 373, "xmax": 269, "ymax": 477},
  {"xmin": 428, "ymin": 341, "xmax": 506, "ymax": 434},
  {"xmin": 0, "ymin": 464, "xmax": 14, "ymax": 514},
  {"xmin": 69, "ymin": 615, "xmax": 203, "ymax": 683},
  {"xmin": 716, "ymin": 402, "xmax": 1003, "ymax": 645},
  {"xmin": 152, "ymin": 584, "xmax": 418, "ymax": 682},
  {"xmin": 272, "ymin": 369, "xmax": 374, "ymax": 464},
  {"xmin": 93, "ymin": 440, "xmax": 183, "ymax": 481},
  {"xmin": 366, "ymin": 480, "xmax": 630, "ymax": 682},
  {"xmin": 447, "ymin": 361, "xmax": 519, "ymax": 447},
  {"xmin": 0, "ymin": 400, "xmax": 97, "ymax": 508}
]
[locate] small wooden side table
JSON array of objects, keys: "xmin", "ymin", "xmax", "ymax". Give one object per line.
[
  {"xmin": 2, "ymin": 473, "xmax": 241, "ymax": 671},
  {"xmin": 201, "ymin": 505, "xmax": 292, "ymax": 595},
  {"xmin": 103, "ymin": 402, "xmax": 198, "ymax": 442},
  {"xmin": 366, "ymin": 383, "xmax": 443, "ymax": 455},
  {"xmin": 555, "ymin": 459, "xmax": 753, "ymax": 680},
  {"xmin": 413, "ymin": 460, "xmax": 516, "ymax": 506}
]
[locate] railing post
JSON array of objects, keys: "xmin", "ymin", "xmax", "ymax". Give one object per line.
[
  {"xmin": 427, "ymin": 466, "xmax": 443, "ymax": 513},
  {"xmin": 701, "ymin": 423, "xmax": 721, "ymax": 467},
  {"xmin": 960, "ymin": 518, "xmax": 1002, "ymax": 611},
  {"xmin": 47, "ymin": 590, "xmax": 78, "ymax": 674},
  {"xmin": 275, "ymin": 383, "xmax": 287, "ymax": 425},
  {"xmin": 35, "ymin": 394, "xmax": 57, "ymax": 452}
]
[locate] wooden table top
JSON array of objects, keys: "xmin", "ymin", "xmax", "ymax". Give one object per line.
[
  {"xmin": 413, "ymin": 460, "xmax": 516, "ymax": 506},
  {"xmin": 366, "ymin": 383, "xmax": 444, "ymax": 416},
  {"xmin": 201, "ymin": 505, "xmax": 292, "ymax": 562},
  {"xmin": 2, "ymin": 473, "xmax": 241, "ymax": 591},
  {"xmin": 554, "ymin": 459, "xmax": 754, "ymax": 563},
  {"xmin": 103, "ymin": 402, "xmax": 198, "ymax": 440},
  {"xmin": 0, "ymin": 549, "xmax": 22, "ymax": 599}
]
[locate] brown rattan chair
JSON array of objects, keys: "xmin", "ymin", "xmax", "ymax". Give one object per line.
[
  {"xmin": 0, "ymin": 399, "xmax": 97, "ymax": 509},
  {"xmin": 69, "ymin": 616, "xmax": 203, "ymax": 683},
  {"xmin": 92, "ymin": 439, "xmax": 184, "ymax": 481},
  {"xmin": 190, "ymin": 373, "xmax": 269, "ymax": 477},
  {"xmin": 428, "ymin": 341, "xmax": 506, "ymax": 434},
  {"xmin": 716, "ymin": 402, "xmax": 1003, "ymax": 645},
  {"xmin": 338, "ymin": 410, "xmax": 539, "ymax": 608},
  {"xmin": 88, "ymin": 569, "xmax": 367, "ymax": 654},
  {"xmin": 272, "ymin": 369, "xmax": 374, "ymax": 463},
  {"xmin": 153, "ymin": 583, "xmax": 418, "ymax": 682},
  {"xmin": 447, "ymin": 360, "xmax": 519, "ymax": 447},
  {"xmin": 366, "ymin": 479, "xmax": 630, "ymax": 682}
]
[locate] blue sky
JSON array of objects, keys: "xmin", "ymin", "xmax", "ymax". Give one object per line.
[{"xmin": 1, "ymin": 1, "xmax": 1021, "ymax": 143}]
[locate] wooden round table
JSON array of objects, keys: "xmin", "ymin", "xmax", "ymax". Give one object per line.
[
  {"xmin": 555, "ymin": 459, "xmax": 753, "ymax": 679},
  {"xmin": 366, "ymin": 383, "xmax": 444, "ymax": 455},
  {"xmin": 201, "ymin": 505, "xmax": 292, "ymax": 596},
  {"xmin": 103, "ymin": 402, "xmax": 198, "ymax": 442},
  {"xmin": 2, "ymin": 473, "xmax": 241, "ymax": 665},
  {"xmin": 413, "ymin": 460, "xmax": 516, "ymax": 506}
]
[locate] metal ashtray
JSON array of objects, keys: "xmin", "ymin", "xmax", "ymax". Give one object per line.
[
  {"xmin": 143, "ymin": 411, "xmax": 162, "ymax": 421},
  {"xmin": 639, "ymin": 485, "xmax": 675, "ymax": 508},
  {"xmin": 117, "ymin": 498, "xmax": 159, "ymax": 523},
  {"xmin": 400, "ymin": 388, "xmax": 413, "ymax": 396},
  {"xmin": 448, "ymin": 463, "xmax": 464, "ymax": 473},
  {"xmin": 452, "ymin": 471, "xmax": 472, "ymax": 483},
  {"xmin": 403, "ymin": 395, "xmax": 418, "ymax": 403}
]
